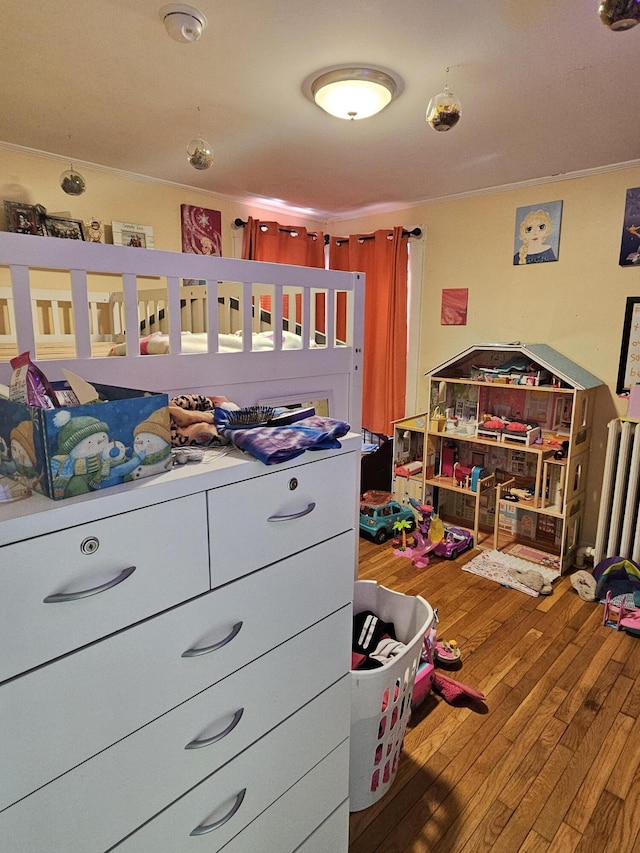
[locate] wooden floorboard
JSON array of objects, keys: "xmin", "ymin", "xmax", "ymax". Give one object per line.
[{"xmin": 349, "ymin": 537, "xmax": 640, "ymax": 853}]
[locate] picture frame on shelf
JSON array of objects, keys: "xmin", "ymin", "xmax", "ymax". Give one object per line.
[
  {"xmin": 84, "ymin": 219, "xmax": 105, "ymax": 243},
  {"xmin": 42, "ymin": 215, "xmax": 85, "ymax": 240},
  {"xmin": 112, "ymin": 221, "xmax": 155, "ymax": 249},
  {"xmin": 4, "ymin": 201, "xmax": 42, "ymax": 236}
]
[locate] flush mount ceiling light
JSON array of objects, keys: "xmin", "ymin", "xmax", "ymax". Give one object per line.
[
  {"xmin": 159, "ymin": 3, "xmax": 207, "ymax": 43},
  {"xmin": 310, "ymin": 67, "xmax": 398, "ymax": 120},
  {"xmin": 598, "ymin": 0, "xmax": 640, "ymax": 30}
]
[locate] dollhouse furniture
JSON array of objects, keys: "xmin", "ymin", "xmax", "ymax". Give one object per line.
[
  {"xmin": 392, "ymin": 343, "xmax": 603, "ymax": 572},
  {"xmin": 0, "ymin": 233, "xmax": 363, "ymax": 852}
]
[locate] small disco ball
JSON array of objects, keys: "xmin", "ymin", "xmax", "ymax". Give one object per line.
[
  {"xmin": 598, "ymin": 0, "xmax": 640, "ymax": 30},
  {"xmin": 426, "ymin": 87, "xmax": 462, "ymax": 132},
  {"xmin": 60, "ymin": 169, "xmax": 86, "ymax": 195},
  {"xmin": 186, "ymin": 138, "xmax": 214, "ymax": 170}
]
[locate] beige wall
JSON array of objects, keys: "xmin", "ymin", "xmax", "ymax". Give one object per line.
[
  {"xmin": 3, "ymin": 142, "xmax": 639, "ymax": 544},
  {"xmin": 331, "ymin": 165, "xmax": 640, "ymax": 544},
  {"xmin": 0, "ymin": 145, "xmax": 326, "ymax": 257}
]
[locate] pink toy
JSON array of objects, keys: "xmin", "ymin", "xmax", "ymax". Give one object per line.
[
  {"xmin": 602, "ymin": 590, "xmax": 636, "ymax": 631},
  {"xmin": 620, "ymin": 610, "xmax": 640, "ymax": 636},
  {"xmin": 432, "ymin": 672, "xmax": 486, "ymax": 706},
  {"xmin": 392, "ymin": 503, "xmax": 443, "ymax": 567},
  {"xmin": 392, "ymin": 499, "xmax": 474, "ymax": 568},
  {"xmin": 435, "ymin": 639, "xmax": 461, "ymax": 665},
  {"xmin": 453, "ymin": 462, "xmax": 472, "ymax": 488}
]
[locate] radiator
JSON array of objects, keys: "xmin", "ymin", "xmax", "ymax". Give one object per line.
[{"xmin": 594, "ymin": 419, "xmax": 640, "ymax": 565}]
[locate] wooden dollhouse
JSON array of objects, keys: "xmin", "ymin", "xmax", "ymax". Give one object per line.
[{"xmin": 392, "ymin": 343, "xmax": 603, "ymax": 573}]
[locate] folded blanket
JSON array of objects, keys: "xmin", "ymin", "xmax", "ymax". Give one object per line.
[
  {"xmin": 169, "ymin": 394, "xmax": 240, "ymax": 447},
  {"xmin": 219, "ymin": 415, "xmax": 350, "ymax": 465}
]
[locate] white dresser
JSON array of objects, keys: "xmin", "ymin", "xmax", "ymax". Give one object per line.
[{"xmin": 0, "ymin": 436, "xmax": 359, "ymax": 852}]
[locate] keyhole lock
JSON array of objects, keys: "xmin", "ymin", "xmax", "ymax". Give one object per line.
[
  {"xmin": 288, "ymin": 478, "xmax": 298, "ymax": 491},
  {"xmin": 80, "ymin": 536, "xmax": 100, "ymax": 555}
]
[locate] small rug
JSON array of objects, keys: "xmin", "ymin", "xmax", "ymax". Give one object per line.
[
  {"xmin": 508, "ymin": 543, "xmax": 561, "ymax": 572},
  {"xmin": 462, "ymin": 550, "xmax": 561, "ymax": 597}
]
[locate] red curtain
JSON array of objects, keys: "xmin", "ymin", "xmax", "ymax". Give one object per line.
[
  {"xmin": 241, "ymin": 217, "xmax": 324, "ymax": 266},
  {"xmin": 329, "ymin": 228, "xmax": 409, "ymax": 436},
  {"xmin": 241, "ymin": 217, "xmax": 325, "ymax": 325}
]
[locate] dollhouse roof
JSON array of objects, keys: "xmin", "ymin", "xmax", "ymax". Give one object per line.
[{"xmin": 426, "ymin": 343, "xmax": 603, "ymax": 391}]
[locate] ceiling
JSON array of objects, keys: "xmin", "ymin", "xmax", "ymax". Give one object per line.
[{"xmin": 2, "ymin": 1, "xmax": 639, "ymax": 220}]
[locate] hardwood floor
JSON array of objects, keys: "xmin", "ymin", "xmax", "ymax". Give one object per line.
[{"xmin": 349, "ymin": 538, "xmax": 640, "ymax": 853}]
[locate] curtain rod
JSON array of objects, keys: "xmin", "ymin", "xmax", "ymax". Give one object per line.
[
  {"xmin": 234, "ymin": 218, "xmax": 422, "ymax": 243},
  {"xmin": 233, "ymin": 218, "xmax": 319, "ymax": 237},
  {"xmin": 326, "ymin": 227, "xmax": 422, "ymax": 246}
]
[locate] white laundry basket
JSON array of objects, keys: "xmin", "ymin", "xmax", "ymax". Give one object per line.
[{"xmin": 349, "ymin": 580, "xmax": 434, "ymax": 812}]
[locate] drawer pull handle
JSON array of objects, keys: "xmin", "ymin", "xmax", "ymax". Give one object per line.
[
  {"xmin": 181, "ymin": 621, "xmax": 243, "ymax": 657},
  {"xmin": 189, "ymin": 788, "xmax": 246, "ymax": 836},
  {"xmin": 43, "ymin": 566, "xmax": 136, "ymax": 603},
  {"xmin": 184, "ymin": 708, "xmax": 244, "ymax": 750},
  {"xmin": 267, "ymin": 501, "xmax": 316, "ymax": 522}
]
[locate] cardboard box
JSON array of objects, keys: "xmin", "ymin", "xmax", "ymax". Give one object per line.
[{"xmin": 0, "ymin": 383, "xmax": 171, "ymax": 500}]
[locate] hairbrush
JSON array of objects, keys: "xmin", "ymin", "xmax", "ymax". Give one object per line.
[{"xmin": 222, "ymin": 405, "xmax": 276, "ymax": 429}]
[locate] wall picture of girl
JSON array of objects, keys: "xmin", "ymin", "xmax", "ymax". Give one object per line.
[{"xmin": 513, "ymin": 200, "xmax": 562, "ymax": 265}]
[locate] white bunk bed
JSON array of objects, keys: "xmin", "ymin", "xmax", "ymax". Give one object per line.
[
  {"xmin": 0, "ymin": 231, "xmax": 362, "ymax": 425},
  {"xmin": 0, "ymin": 231, "xmax": 363, "ymax": 853}
]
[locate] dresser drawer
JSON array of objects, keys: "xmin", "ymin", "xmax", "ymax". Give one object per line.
[
  {"xmin": 0, "ymin": 607, "xmax": 350, "ymax": 853},
  {"xmin": 0, "ymin": 493, "xmax": 209, "ymax": 683},
  {"xmin": 221, "ymin": 745, "xmax": 349, "ymax": 853},
  {"xmin": 295, "ymin": 801, "xmax": 350, "ymax": 853},
  {"xmin": 112, "ymin": 677, "xmax": 350, "ymax": 852},
  {"xmin": 207, "ymin": 451, "xmax": 358, "ymax": 585},
  {"xmin": 0, "ymin": 532, "xmax": 353, "ymax": 812}
]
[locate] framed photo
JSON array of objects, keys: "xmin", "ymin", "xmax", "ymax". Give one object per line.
[
  {"xmin": 43, "ymin": 215, "xmax": 85, "ymax": 240},
  {"xmin": 84, "ymin": 219, "xmax": 105, "ymax": 243},
  {"xmin": 4, "ymin": 201, "xmax": 42, "ymax": 235},
  {"xmin": 619, "ymin": 187, "xmax": 640, "ymax": 266},
  {"xmin": 112, "ymin": 221, "xmax": 155, "ymax": 249},
  {"xmin": 513, "ymin": 200, "xmax": 562, "ymax": 265},
  {"xmin": 616, "ymin": 296, "xmax": 640, "ymax": 394}
]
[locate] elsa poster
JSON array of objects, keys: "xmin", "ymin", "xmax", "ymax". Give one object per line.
[
  {"xmin": 619, "ymin": 187, "xmax": 640, "ymax": 266},
  {"xmin": 513, "ymin": 200, "xmax": 562, "ymax": 266}
]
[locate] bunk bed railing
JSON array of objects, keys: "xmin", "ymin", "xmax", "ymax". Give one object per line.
[{"xmin": 0, "ymin": 232, "xmax": 364, "ymax": 429}]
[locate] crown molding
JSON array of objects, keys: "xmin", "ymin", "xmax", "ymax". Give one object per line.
[{"xmin": 2, "ymin": 140, "xmax": 639, "ymax": 226}]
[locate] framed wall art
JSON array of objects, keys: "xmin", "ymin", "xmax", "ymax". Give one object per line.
[
  {"xmin": 112, "ymin": 221, "xmax": 155, "ymax": 249},
  {"xmin": 616, "ymin": 296, "xmax": 640, "ymax": 394},
  {"xmin": 513, "ymin": 200, "xmax": 562, "ymax": 265},
  {"xmin": 42, "ymin": 215, "xmax": 85, "ymax": 240},
  {"xmin": 619, "ymin": 187, "xmax": 640, "ymax": 266},
  {"xmin": 180, "ymin": 204, "xmax": 222, "ymax": 256},
  {"xmin": 4, "ymin": 201, "xmax": 42, "ymax": 235},
  {"xmin": 440, "ymin": 287, "xmax": 468, "ymax": 325}
]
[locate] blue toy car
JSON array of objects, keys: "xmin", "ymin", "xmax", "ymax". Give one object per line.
[{"xmin": 359, "ymin": 498, "xmax": 415, "ymax": 544}]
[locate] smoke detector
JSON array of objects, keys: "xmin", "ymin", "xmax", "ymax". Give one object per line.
[{"xmin": 159, "ymin": 4, "xmax": 207, "ymax": 43}]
